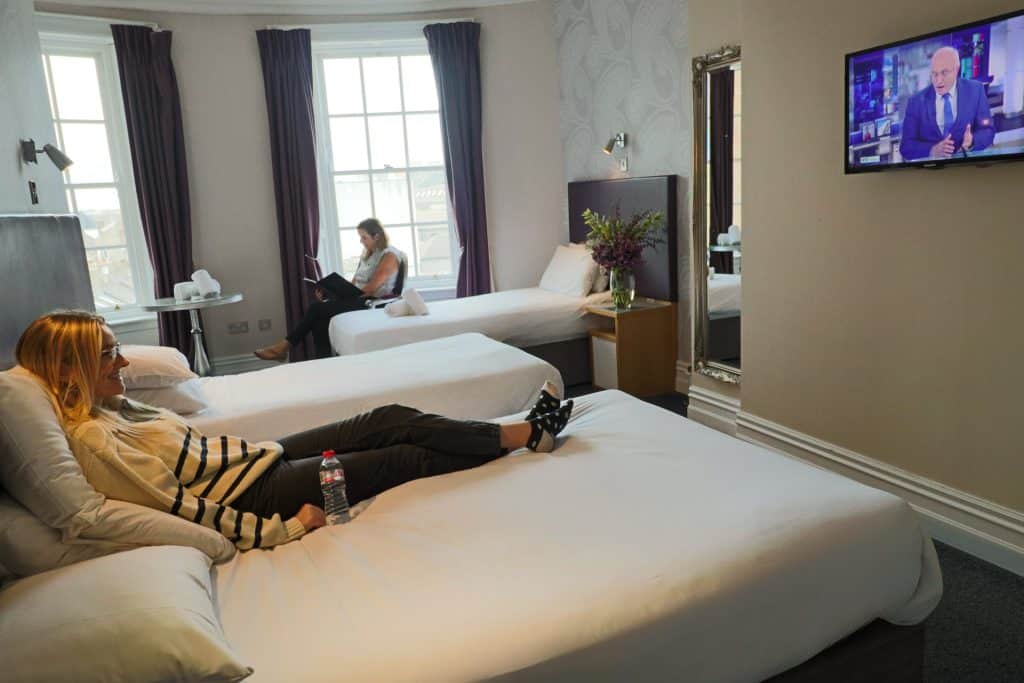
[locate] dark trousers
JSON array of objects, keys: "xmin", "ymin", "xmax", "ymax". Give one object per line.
[
  {"xmin": 286, "ymin": 297, "xmax": 365, "ymax": 359},
  {"xmin": 232, "ymin": 404, "xmax": 502, "ymax": 520}
]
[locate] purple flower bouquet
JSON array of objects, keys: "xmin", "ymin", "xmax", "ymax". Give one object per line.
[{"xmin": 583, "ymin": 207, "xmax": 665, "ymax": 308}]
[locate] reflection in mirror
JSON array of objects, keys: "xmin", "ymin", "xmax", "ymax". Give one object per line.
[{"xmin": 692, "ymin": 46, "xmax": 741, "ymax": 384}]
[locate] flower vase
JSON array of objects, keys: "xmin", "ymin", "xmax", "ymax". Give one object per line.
[{"xmin": 610, "ymin": 267, "xmax": 636, "ymax": 309}]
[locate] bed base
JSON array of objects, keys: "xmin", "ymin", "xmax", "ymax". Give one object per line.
[
  {"xmin": 521, "ymin": 337, "xmax": 591, "ymax": 388},
  {"xmin": 707, "ymin": 312, "xmax": 741, "ymax": 365}
]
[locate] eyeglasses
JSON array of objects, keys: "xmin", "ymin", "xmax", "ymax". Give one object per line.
[{"xmin": 100, "ymin": 343, "xmax": 122, "ymax": 361}]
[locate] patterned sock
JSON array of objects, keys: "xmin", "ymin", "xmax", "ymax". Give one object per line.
[
  {"xmin": 526, "ymin": 401, "xmax": 574, "ymax": 452},
  {"xmin": 525, "ymin": 381, "xmax": 562, "ymax": 421}
]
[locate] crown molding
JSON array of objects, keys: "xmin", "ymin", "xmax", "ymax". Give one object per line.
[{"xmin": 41, "ymin": 0, "xmax": 533, "ymax": 16}]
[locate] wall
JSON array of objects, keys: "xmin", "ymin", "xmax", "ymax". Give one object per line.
[
  {"xmin": 0, "ymin": 0, "xmax": 66, "ymax": 212},
  {"xmin": 693, "ymin": 0, "xmax": 1024, "ymax": 512},
  {"xmin": 38, "ymin": 1, "xmax": 565, "ymax": 358},
  {"xmin": 554, "ymin": 0, "xmax": 691, "ymax": 361}
]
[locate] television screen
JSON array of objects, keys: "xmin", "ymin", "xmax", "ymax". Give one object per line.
[{"xmin": 845, "ymin": 10, "xmax": 1024, "ymax": 173}]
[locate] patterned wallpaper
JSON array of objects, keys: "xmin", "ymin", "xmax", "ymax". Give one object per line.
[{"xmin": 555, "ymin": 0, "xmax": 690, "ymax": 182}]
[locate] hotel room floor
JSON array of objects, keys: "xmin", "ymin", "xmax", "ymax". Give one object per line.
[{"xmin": 568, "ymin": 385, "xmax": 1024, "ymax": 682}]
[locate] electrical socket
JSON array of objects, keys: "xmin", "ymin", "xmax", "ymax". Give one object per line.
[
  {"xmin": 227, "ymin": 321, "xmax": 249, "ymax": 334},
  {"xmin": 258, "ymin": 318, "xmax": 272, "ymax": 331}
]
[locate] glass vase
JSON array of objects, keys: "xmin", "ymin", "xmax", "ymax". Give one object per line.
[{"xmin": 610, "ymin": 267, "xmax": 635, "ymax": 309}]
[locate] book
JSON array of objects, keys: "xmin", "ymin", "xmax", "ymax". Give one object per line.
[{"xmin": 303, "ymin": 272, "xmax": 363, "ymax": 300}]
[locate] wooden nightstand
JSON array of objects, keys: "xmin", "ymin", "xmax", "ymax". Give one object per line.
[{"xmin": 585, "ymin": 298, "xmax": 677, "ymax": 397}]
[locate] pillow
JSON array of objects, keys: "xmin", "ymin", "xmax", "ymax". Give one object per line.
[
  {"xmin": 568, "ymin": 241, "xmax": 607, "ymax": 293},
  {"xmin": 538, "ymin": 244, "xmax": 599, "ymax": 297},
  {"xmin": 0, "ymin": 366, "xmax": 104, "ymax": 536},
  {"xmin": 121, "ymin": 344, "xmax": 197, "ymax": 389},
  {"xmin": 127, "ymin": 377, "xmax": 210, "ymax": 415},
  {"xmin": 0, "ymin": 545, "xmax": 253, "ymax": 683},
  {"xmin": 0, "ymin": 492, "xmax": 235, "ymax": 582}
]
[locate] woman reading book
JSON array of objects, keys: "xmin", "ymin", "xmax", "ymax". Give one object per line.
[{"xmin": 255, "ymin": 218, "xmax": 402, "ymax": 361}]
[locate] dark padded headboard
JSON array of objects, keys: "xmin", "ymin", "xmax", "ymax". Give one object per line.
[
  {"xmin": 0, "ymin": 215, "xmax": 93, "ymax": 370},
  {"xmin": 568, "ymin": 175, "xmax": 678, "ymax": 302}
]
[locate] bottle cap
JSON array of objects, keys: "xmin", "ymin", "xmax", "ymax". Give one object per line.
[{"xmin": 322, "ymin": 449, "xmax": 335, "ymax": 459}]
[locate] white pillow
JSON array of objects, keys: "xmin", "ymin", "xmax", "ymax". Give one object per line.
[
  {"xmin": 567, "ymin": 241, "xmax": 607, "ymax": 293},
  {"xmin": 121, "ymin": 344, "xmax": 197, "ymax": 389},
  {"xmin": 538, "ymin": 244, "xmax": 599, "ymax": 297},
  {"xmin": 128, "ymin": 377, "xmax": 210, "ymax": 415},
  {"xmin": 0, "ymin": 545, "xmax": 253, "ymax": 683}
]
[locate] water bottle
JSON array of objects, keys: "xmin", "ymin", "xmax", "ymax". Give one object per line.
[{"xmin": 319, "ymin": 450, "xmax": 351, "ymax": 525}]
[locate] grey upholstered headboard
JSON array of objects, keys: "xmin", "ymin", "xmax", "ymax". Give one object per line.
[{"xmin": 0, "ymin": 215, "xmax": 94, "ymax": 370}]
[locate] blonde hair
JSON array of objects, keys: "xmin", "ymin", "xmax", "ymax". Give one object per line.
[{"xmin": 15, "ymin": 310, "xmax": 108, "ymax": 425}]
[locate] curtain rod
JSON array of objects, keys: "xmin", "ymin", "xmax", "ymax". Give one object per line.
[
  {"xmin": 36, "ymin": 11, "xmax": 160, "ymax": 30},
  {"xmin": 265, "ymin": 17, "xmax": 474, "ymax": 31}
]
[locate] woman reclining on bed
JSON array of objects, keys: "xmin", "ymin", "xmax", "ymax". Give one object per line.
[
  {"xmin": 17, "ymin": 311, "xmax": 572, "ymax": 550},
  {"xmin": 255, "ymin": 217, "xmax": 402, "ymax": 361}
]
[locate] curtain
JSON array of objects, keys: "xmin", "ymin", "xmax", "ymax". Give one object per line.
[
  {"xmin": 111, "ymin": 25, "xmax": 195, "ymax": 357},
  {"xmin": 424, "ymin": 22, "xmax": 492, "ymax": 297},
  {"xmin": 256, "ymin": 29, "xmax": 320, "ymax": 361},
  {"xmin": 709, "ymin": 68, "xmax": 735, "ymax": 275}
]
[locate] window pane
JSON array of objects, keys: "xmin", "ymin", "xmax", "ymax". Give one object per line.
[
  {"xmin": 410, "ymin": 170, "xmax": 448, "ymax": 222},
  {"xmin": 401, "ymin": 55, "xmax": 438, "ymax": 111},
  {"xmin": 323, "ymin": 58, "xmax": 363, "ymax": 115},
  {"xmin": 362, "ymin": 57, "xmax": 401, "ymax": 113},
  {"xmin": 329, "ymin": 117, "xmax": 369, "ymax": 171},
  {"xmin": 87, "ymin": 247, "xmax": 137, "ymax": 308},
  {"xmin": 406, "ymin": 113, "xmax": 443, "ymax": 167},
  {"xmin": 371, "ymin": 172, "xmax": 410, "ymax": 225},
  {"xmin": 75, "ymin": 188, "xmax": 126, "ymax": 247},
  {"xmin": 61, "ymin": 122, "xmax": 114, "ymax": 183},
  {"xmin": 416, "ymin": 224, "xmax": 453, "ymax": 277},
  {"xmin": 333, "ymin": 174, "xmax": 372, "ymax": 228},
  {"xmin": 733, "ymin": 160, "xmax": 742, "ymax": 199},
  {"xmin": 367, "ymin": 115, "xmax": 406, "ymax": 169},
  {"xmin": 49, "ymin": 55, "xmax": 104, "ymax": 121},
  {"xmin": 339, "ymin": 229, "xmax": 363, "ymax": 278},
  {"xmin": 387, "ymin": 225, "xmax": 416, "ymax": 277}
]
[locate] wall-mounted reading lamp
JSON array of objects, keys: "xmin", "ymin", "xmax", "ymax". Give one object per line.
[
  {"xmin": 21, "ymin": 139, "xmax": 74, "ymax": 171},
  {"xmin": 602, "ymin": 132, "xmax": 628, "ymax": 171}
]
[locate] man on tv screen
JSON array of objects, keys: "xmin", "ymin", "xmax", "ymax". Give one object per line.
[{"xmin": 899, "ymin": 46, "xmax": 995, "ymax": 161}]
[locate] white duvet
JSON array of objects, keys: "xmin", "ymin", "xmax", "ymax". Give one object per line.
[
  {"xmin": 214, "ymin": 390, "xmax": 941, "ymax": 682},
  {"xmin": 329, "ymin": 287, "xmax": 613, "ymax": 356},
  {"xmin": 709, "ymin": 273, "xmax": 742, "ymax": 314},
  {"xmin": 190, "ymin": 334, "xmax": 560, "ymax": 442}
]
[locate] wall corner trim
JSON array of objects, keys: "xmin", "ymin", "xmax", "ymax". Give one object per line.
[{"xmin": 688, "ymin": 384, "xmax": 740, "ymax": 436}]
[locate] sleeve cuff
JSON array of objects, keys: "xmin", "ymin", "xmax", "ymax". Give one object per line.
[{"xmin": 285, "ymin": 516, "xmax": 307, "ymax": 541}]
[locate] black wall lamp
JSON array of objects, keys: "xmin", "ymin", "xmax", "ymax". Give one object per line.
[{"xmin": 21, "ymin": 139, "xmax": 73, "ymax": 171}]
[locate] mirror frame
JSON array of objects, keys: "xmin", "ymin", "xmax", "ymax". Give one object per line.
[{"xmin": 691, "ymin": 45, "xmax": 742, "ymax": 385}]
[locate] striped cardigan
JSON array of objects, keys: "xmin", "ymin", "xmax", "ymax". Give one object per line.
[{"xmin": 68, "ymin": 408, "xmax": 305, "ymax": 550}]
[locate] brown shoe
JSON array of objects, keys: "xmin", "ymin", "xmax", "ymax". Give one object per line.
[{"xmin": 254, "ymin": 340, "xmax": 290, "ymax": 362}]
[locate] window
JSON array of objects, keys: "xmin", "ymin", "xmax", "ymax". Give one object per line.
[
  {"xmin": 313, "ymin": 44, "xmax": 458, "ymax": 288},
  {"xmin": 39, "ymin": 29, "xmax": 153, "ymax": 318}
]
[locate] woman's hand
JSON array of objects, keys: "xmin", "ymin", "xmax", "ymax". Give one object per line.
[{"xmin": 296, "ymin": 503, "xmax": 326, "ymax": 532}]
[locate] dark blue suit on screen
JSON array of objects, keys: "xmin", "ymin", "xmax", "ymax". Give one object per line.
[{"xmin": 899, "ymin": 78, "xmax": 995, "ymax": 160}]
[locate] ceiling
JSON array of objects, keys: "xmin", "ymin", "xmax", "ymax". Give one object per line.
[{"xmin": 43, "ymin": 0, "xmax": 533, "ymax": 15}]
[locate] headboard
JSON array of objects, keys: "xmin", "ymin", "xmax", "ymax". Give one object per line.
[
  {"xmin": 0, "ymin": 215, "xmax": 94, "ymax": 370},
  {"xmin": 568, "ymin": 175, "xmax": 678, "ymax": 302}
]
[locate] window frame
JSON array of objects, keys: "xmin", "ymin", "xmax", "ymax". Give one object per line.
[
  {"xmin": 311, "ymin": 38, "xmax": 459, "ymax": 290},
  {"xmin": 38, "ymin": 22, "xmax": 155, "ymax": 323}
]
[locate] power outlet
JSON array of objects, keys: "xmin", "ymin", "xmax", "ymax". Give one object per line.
[
  {"xmin": 258, "ymin": 318, "xmax": 272, "ymax": 331},
  {"xmin": 227, "ymin": 321, "xmax": 249, "ymax": 334}
]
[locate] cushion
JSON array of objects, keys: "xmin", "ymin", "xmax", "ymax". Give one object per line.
[
  {"xmin": 0, "ymin": 366, "xmax": 104, "ymax": 536},
  {"xmin": 0, "ymin": 545, "xmax": 253, "ymax": 683},
  {"xmin": 538, "ymin": 244, "xmax": 599, "ymax": 297},
  {"xmin": 121, "ymin": 344, "xmax": 197, "ymax": 389},
  {"xmin": 0, "ymin": 492, "xmax": 235, "ymax": 582},
  {"xmin": 128, "ymin": 378, "xmax": 210, "ymax": 415},
  {"xmin": 568, "ymin": 242, "xmax": 607, "ymax": 293}
]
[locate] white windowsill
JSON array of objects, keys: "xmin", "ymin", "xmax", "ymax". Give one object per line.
[{"xmin": 107, "ymin": 313, "xmax": 158, "ymax": 334}]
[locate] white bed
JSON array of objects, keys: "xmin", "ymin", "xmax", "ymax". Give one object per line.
[
  {"xmin": 709, "ymin": 273, "xmax": 742, "ymax": 314},
  {"xmin": 189, "ymin": 333, "xmax": 561, "ymax": 442},
  {"xmin": 328, "ymin": 287, "xmax": 613, "ymax": 356},
  {"xmin": 214, "ymin": 390, "xmax": 941, "ymax": 682}
]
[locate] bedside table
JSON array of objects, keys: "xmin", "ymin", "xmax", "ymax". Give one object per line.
[{"xmin": 585, "ymin": 298, "xmax": 677, "ymax": 397}]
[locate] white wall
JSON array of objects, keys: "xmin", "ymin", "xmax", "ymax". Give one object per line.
[{"xmin": 0, "ymin": 0, "xmax": 66, "ymax": 212}]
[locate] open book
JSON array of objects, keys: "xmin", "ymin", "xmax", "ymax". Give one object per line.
[{"xmin": 303, "ymin": 254, "xmax": 363, "ymax": 300}]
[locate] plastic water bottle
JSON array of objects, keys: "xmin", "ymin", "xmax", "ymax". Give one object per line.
[{"xmin": 319, "ymin": 450, "xmax": 350, "ymax": 525}]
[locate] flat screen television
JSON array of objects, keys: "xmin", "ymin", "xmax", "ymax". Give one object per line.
[{"xmin": 845, "ymin": 9, "xmax": 1024, "ymax": 173}]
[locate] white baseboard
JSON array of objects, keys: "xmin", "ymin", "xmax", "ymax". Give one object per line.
[
  {"xmin": 687, "ymin": 385, "xmax": 740, "ymax": 436},
  {"xmin": 736, "ymin": 411, "xmax": 1024, "ymax": 577},
  {"xmin": 211, "ymin": 353, "xmax": 276, "ymax": 376}
]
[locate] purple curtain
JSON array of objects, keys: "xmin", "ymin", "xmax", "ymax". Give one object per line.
[
  {"xmin": 424, "ymin": 22, "xmax": 492, "ymax": 297},
  {"xmin": 111, "ymin": 26, "xmax": 194, "ymax": 357},
  {"xmin": 709, "ymin": 68, "xmax": 735, "ymax": 275},
  {"xmin": 256, "ymin": 29, "xmax": 320, "ymax": 361}
]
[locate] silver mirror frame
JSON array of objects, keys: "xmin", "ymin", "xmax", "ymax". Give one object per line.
[{"xmin": 692, "ymin": 45, "xmax": 742, "ymax": 385}]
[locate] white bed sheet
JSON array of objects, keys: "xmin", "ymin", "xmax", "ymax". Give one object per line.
[
  {"xmin": 329, "ymin": 287, "xmax": 613, "ymax": 356},
  {"xmin": 215, "ymin": 390, "xmax": 941, "ymax": 683},
  {"xmin": 190, "ymin": 333, "xmax": 560, "ymax": 442},
  {"xmin": 709, "ymin": 273, "xmax": 742, "ymax": 314}
]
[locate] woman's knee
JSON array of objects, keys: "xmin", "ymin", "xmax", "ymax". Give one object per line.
[{"xmin": 367, "ymin": 404, "xmax": 420, "ymax": 423}]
